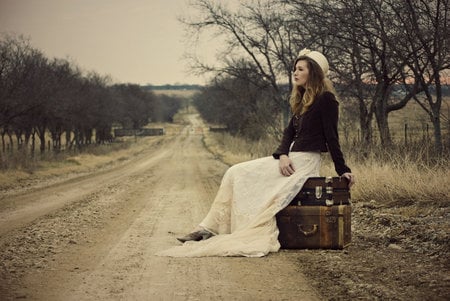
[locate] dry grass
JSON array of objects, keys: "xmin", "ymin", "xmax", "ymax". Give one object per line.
[
  {"xmin": 388, "ymin": 96, "xmax": 450, "ymax": 143},
  {"xmin": 0, "ymin": 115, "xmax": 187, "ymax": 191},
  {"xmin": 202, "ymin": 132, "xmax": 277, "ymax": 166},
  {"xmin": 321, "ymin": 155, "xmax": 449, "ymax": 206},
  {"xmin": 0, "ymin": 135, "xmax": 171, "ymax": 191},
  {"xmin": 202, "ymin": 129, "xmax": 450, "ymax": 207}
]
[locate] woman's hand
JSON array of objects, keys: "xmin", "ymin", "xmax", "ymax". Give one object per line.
[
  {"xmin": 279, "ymin": 155, "xmax": 295, "ymax": 176},
  {"xmin": 341, "ymin": 172, "xmax": 355, "ymax": 188}
]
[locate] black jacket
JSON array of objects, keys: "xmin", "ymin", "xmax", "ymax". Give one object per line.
[{"xmin": 273, "ymin": 91, "xmax": 351, "ymax": 176}]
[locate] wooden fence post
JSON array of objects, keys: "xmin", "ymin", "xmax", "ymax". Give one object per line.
[{"xmin": 404, "ymin": 123, "xmax": 408, "ymax": 146}]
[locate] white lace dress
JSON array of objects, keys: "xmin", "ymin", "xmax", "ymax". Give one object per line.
[{"xmin": 156, "ymin": 151, "xmax": 321, "ymax": 257}]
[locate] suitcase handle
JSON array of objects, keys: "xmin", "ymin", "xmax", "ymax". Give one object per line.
[{"xmin": 297, "ymin": 224, "xmax": 318, "ymax": 236}]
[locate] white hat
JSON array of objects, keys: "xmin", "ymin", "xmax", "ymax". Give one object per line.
[{"xmin": 298, "ymin": 48, "xmax": 329, "ymax": 75}]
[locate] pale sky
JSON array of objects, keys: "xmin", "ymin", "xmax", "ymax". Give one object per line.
[{"xmin": 0, "ymin": 0, "xmax": 221, "ymax": 85}]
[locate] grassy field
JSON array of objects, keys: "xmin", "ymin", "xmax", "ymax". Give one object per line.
[
  {"xmin": 389, "ymin": 96, "xmax": 450, "ymax": 142},
  {"xmin": 202, "ymin": 128, "xmax": 450, "ymax": 207},
  {"xmin": 340, "ymin": 96, "xmax": 450, "ymax": 147}
]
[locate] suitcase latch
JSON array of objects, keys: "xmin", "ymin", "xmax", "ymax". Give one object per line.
[
  {"xmin": 326, "ymin": 186, "xmax": 334, "ymax": 206},
  {"xmin": 315, "ymin": 186, "xmax": 322, "ymax": 199}
]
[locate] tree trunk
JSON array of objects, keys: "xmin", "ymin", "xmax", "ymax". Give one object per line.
[
  {"xmin": 31, "ymin": 131, "xmax": 36, "ymax": 156},
  {"xmin": 85, "ymin": 128, "xmax": 93, "ymax": 144},
  {"xmin": 358, "ymin": 98, "xmax": 374, "ymax": 145},
  {"xmin": 7, "ymin": 132, "xmax": 14, "ymax": 152},
  {"xmin": 360, "ymin": 115, "xmax": 373, "ymax": 145},
  {"xmin": 1, "ymin": 132, "xmax": 5, "ymax": 153},
  {"xmin": 430, "ymin": 82, "xmax": 443, "ymax": 155},
  {"xmin": 74, "ymin": 129, "xmax": 81, "ymax": 149},
  {"xmin": 39, "ymin": 132, "xmax": 45, "ymax": 154},
  {"xmin": 24, "ymin": 128, "xmax": 32, "ymax": 153},
  {"xmin": 35, "ymin": 125, "xmax": 46, "ymax": 154},
  {"xmin": 375, "ymin": 105, "xmax": 392, "ymax": 146},
  {"xmin": 65, "ymin": 130, "xmax": 71, "ymax": 148},
  {"xmin": 374, "ymin": 85, "xmax": 392, "ymax": 146},
  {"xmin": 431, "ymin": 112, "xmax": 442, "ymax": 155},
  {"xmin": 15, "ymin": 131, "xmax": 23, "ymax": 150}
]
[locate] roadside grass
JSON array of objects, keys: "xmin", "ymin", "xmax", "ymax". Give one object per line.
[
  {"xmin": 202, "ymin": 130, "xmax": 450, "ymax": 208},
  {"xmin": 0, "ymin": 119, "xmax": 185, "ymax": 190},
  {"xmin": 0, "ymin": 135, "xmax": 165, "ymax": 191},
  {"xmin": 202, "ymin": 132, "xmax": 277, "ymax": 165}
]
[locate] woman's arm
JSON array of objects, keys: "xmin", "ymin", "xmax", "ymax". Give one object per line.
[
  {"xmin": 272, "ymin": 116, "xmax": 295, "ymax": 159},
  {"xmin": 320, "ymin": 92, "xmax": 351, "ymax": 176},
  {"xmin": 273, "ymin": 116, "xmax": 296, "ymax": 176}
]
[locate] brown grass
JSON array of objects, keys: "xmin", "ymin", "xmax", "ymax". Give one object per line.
[
  {"xmin": 202, "ymin": 129, "xmax": 450, "ymax": 207},
  {"xmin": 388, "ymin": 96, "xmax": 450, "ymax": 141},
  {"xmin": 202, "ymin": 132, "xmax": 278, "ymax": 166},
  {"xmin": 0, "ymin": 134, "xmax": 173, "ymax": 191}
]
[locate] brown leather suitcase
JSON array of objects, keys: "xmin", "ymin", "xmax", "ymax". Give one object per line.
[
  {"xmin": 290, "ymin": 176, "xmax": 351, "ymax": 206},
  {"xmin": 276, "ymin": 205, "xmax": 351, "ymax": 249}
]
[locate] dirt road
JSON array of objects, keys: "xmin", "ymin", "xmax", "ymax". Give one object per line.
[{"xmin": 0, "ymin": 114, "xmax": 321, "ymax": 300}]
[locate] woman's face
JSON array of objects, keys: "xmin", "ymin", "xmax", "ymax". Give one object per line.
[{"xmin": 292, "ymin": 59, "xmax": 309, "ymax": 87}]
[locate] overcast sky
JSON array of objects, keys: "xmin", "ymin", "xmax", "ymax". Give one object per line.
[{"xmin": 0, "ymin": 0, "xmax": 221, "ymax": 86}]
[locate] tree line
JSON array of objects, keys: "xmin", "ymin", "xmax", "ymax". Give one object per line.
[
  {"xmin": 0, "ymin": 34, "xmax": 182, "ymax": 155},
  {"xmin": 187, "ymin": 0, "xmax": 449, "ymax": 154}
]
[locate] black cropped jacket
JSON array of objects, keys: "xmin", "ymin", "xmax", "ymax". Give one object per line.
[{"xmin": 272, "ymin": 91, "xmax": 351, "ymax": 176}]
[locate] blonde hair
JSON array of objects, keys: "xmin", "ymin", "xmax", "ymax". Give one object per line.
[{"xmin": 290, "ymin": 57, "xmax": 336, "ymax": 115}]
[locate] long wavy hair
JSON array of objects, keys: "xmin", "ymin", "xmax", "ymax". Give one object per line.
[{"xmin": 290, "ymin": 56, "xmax": 336, "ymax": 115}]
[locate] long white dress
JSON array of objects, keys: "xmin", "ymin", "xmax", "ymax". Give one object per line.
[{"xmin": 156, "ymin": 151, "xmax": 321, "ymax": 257}]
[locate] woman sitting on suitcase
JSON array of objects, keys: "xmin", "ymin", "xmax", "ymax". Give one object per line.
[{"xmin": 157, "ymin": 49, "xmax": 355, "ymax": 257}]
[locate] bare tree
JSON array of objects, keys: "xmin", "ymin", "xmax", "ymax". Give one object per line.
[
  {"xmin": 282, "ymin": 0, "xmax": 450, "ymax": 150},
  {"xmin": 45, "ymin": 59, "xmax": 82, "ymax": 151},
  {"xmin": 0, "ymin": 33, "xmax": 179, "ymax": 165},
  {"xmin": 194, "ymin": 67, "xmax": 279, "ymax": 140},
  {"xmin": 388, "ymin": 0, "xmax": 450, "ymax": 154},
  {"xmin": 0, "ymin": 34, "xmax": 50, "ymax": 152},
  {"xmin": 112, "ymin": 84, "xmax": 155, "ymax": 130},
  {"xmin": 183, "ymin": 0, "xmax": 305, "ymax": 129},
  {"xmin": 182, "ymin": 0, "xmax": 449, "ymax": 151}
]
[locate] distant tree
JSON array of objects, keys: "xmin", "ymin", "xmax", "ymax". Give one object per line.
[
  {"xmin": 151, "ymin": 94, "xmax": 182, "ymax": 123},
  {"xmin": 183, "ymin": 0, "xmax": 302, "ymax": 129},
  {"xmin": 0, "ymin": 33, "xmax": 206, "ymax": 163},
  {"xmin": 0, "ymin": 35, "xmax": 47, "ymax": 151},
  {"xmin": 48, "ymin": 59, "xmax": 83, "ymax": 150},
  {"xmin": 112, "ymin": 84, "xmax": 155, "ymax": 129},
  {"xmin": 194, "ymin": 63, "xmax": 279, "ymax": 140}
]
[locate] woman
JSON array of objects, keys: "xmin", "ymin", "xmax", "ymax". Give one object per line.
[{"xmin": 157, "ymin": 49, "xmax": 355, "ymax": 257}]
